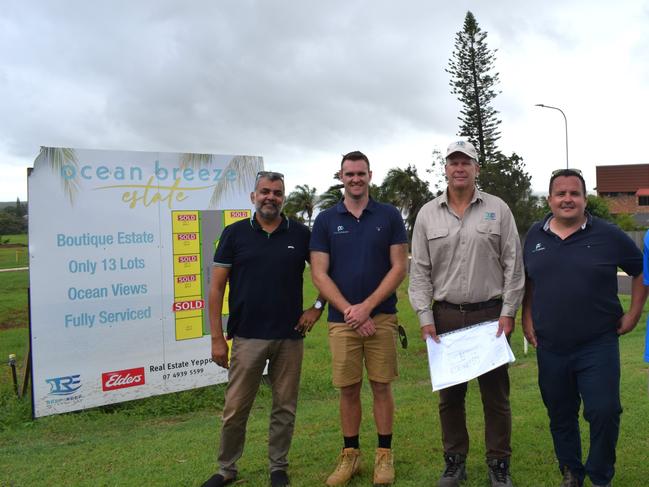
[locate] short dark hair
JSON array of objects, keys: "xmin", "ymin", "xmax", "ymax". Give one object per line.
[
  {"xmin": 340, "ymin": 151, "xmax": 370, "ymax": 171},
  {"xmin": 255, "ymin": 171, "xmax": 285, "ymax": 191},
  {"xmin": 549, "ymin": 169, "xmax": 586, "ymax": 196}
]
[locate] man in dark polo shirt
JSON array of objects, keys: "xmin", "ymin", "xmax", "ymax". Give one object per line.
[
  {"xmin": 523, "ymin": 169, "xmax": 647, "ymax": 487},
  {"xmin": 310, "ymin": 151, "xmax": 408, "ymax": 487},
  {"xmin": 202, "ymin": 171, "xmax": 324, "ymax": 487}
]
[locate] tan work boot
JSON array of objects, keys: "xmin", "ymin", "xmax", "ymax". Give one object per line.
[
  {"xmin": 325, "ymin": 448, "xmax": 361, "ymax": 486},
  {"xmin": 373, "ymin": 448, "xmax": 395, "ymax": 486}
]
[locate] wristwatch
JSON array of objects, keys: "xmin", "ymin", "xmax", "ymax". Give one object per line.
[{"xmin": 314, "ymin": 299, "xmax": 325, "ymax": 310}]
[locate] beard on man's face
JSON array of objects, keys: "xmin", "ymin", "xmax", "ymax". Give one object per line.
[{"xmin": 256, "ymin": 200, "xmax": 281, "ymax": 219}]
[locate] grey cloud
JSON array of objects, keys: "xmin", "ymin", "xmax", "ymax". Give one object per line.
[{"xmin": 1, "ymin": 0, "xmax": 465, "ymax": 161}]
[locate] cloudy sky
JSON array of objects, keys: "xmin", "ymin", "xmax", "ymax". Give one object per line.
[{"xmin": 1, "ymin": 0, "xmax": 648, "ymax": 201}]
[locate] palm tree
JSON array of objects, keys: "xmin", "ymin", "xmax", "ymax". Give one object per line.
[
  {"xmin": 34, "ymin": 147, "xmax": 80, "ymax": 204},
  {"xmin": 180, "ymin": 153, "xmax": 263, "ymax": 208},
  {"xmin": 285, "ymin": 184, "xmax": 318, "ymax": 228},
  {"xmin": 282, "ymin": 198, "xmax": 304, "ymax": 223},
  {"xmin": 318, "ymin": 185, "xmax": 343, "ymax": 210},
  {"xmin": 379, "ymin": 165, "xmax": 433, "ymax": 239}
]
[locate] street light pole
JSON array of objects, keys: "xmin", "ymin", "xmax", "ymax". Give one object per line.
[{"xmin": 535, "ymin": 104, "xmax": 569, "ymax": 169}]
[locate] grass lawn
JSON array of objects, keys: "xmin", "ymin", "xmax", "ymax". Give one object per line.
[
  {"xmin": 1, "ymin": 272, "xmax": 648, "ymax": 486},
  {"xmin": 0, "ymin": 234, "xmax": 28, "ymax": 269},
  {"xmin": 0, "ymin": 270, "xmax": 28, "ymax": 329},
  {"xmin": 0, "ymin": 234, "xmax": 27, "ymax": 245}
]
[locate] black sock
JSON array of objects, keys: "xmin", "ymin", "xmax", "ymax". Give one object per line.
[
  {"xmin": 343, "ymin": 435, "xmax": 359, "ymax": 449},
  {"xmin": 378, "ymin": 433, "xmax": 392, "ymax": 449}
]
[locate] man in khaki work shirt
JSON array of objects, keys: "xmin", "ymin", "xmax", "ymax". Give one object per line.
[{"xmin": 408, "ymin": 140, "xmax": 524, "ymax": 487}]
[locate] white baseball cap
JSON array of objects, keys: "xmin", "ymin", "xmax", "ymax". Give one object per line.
[{"xmin": 446, "ymin": 140, "xmax": 478, "ymax": 160}]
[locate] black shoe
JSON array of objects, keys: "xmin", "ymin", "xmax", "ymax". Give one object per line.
[
  {"xmin": 202, "ymin": 473, "xmax": 236, "ymax": 487},
  {"xmin": 560, "ymin": 466, "xmax": 582, "ymax": 487},
  {"xmin": 486, "ymin": 458, "xmax": 514, "ymax": 487},
  {"xmin": 270, "ymin": 470, "xmax": 290, "ymax": 487},
  {"xmin": 438, "ymin": 453, "xmax": 467, "ymax": 487}
]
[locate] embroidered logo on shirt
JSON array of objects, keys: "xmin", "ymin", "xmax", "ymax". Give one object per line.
[
  {"xmin": 287, "ymin": 245, "xmax": 295, "ymax": 249},
  {"xmin": 532, "ymin": 242, "xmax": 546, "ymax": 253},
  {"xmin": 484, "ymin": 212, "xmax": 496, "ymax": 221},
  {"xmin": 334, "ymin": 225, "xmax": 349, "ymax": 235}
]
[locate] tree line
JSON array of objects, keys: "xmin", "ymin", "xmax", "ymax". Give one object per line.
[
  {"xmin": 0, "ymin": 198, "xmax": 27, "ymax": 237},
  {"xmin": 284, "ymin": 11, "xmax": 642, "ymax": 235}
]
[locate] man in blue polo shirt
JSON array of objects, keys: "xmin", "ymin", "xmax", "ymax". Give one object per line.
[
  {"xmin": 310, "ymin": 151, "xmax": 408, "ymax": 486},
  {"xmin": 202, "ymin": 171, "xmax": 324, "ymax": 487},
  {"xmin": 522, "ymin": 169, "xmax": 647, "ymax": 487},
  {"xmin": 644, "ymin": 230, "xmax": 649, "ymax": 370}
]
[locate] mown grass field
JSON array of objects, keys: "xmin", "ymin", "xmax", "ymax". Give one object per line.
[
  {"xmin": 0, "ymin": 234, "xmax": 28, "ymax": 269},
  {"xmin": 0, "ymin": 271, "xmax": 28, "ymax": 329},
  {"xmin": 1, "ymin": 269, "xmax": 648, "ymax": 487}
]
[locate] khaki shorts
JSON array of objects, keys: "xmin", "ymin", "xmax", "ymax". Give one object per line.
[{"xmin": 328, "ymin": 313, "xmax": 399, "ymax": 388}]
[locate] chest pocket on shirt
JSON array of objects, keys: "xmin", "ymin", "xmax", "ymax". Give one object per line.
[
  {"xmin": 426, "ymin": 227, "xmax": 449, "ymax": 239},
  {"xmin": 476, "ymin": 223, "xmax": 501, "ymax": 253},
  {"xmin": 426, "ymin": 227, "xmax": 449, "ymax": 253}
]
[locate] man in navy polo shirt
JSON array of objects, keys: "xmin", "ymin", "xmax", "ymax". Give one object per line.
[
  {"xmin": 643, "ymin": 230, "xmax": 649, "ymax": 373},
  {"xmin": 310, "ymin": 151, "xmax": 408, "ymax": 486},
  {"xmin": 522, "ymin": 169, "xmax": 647, "ymax": 487},
  {"xmin": 202, "ymin": 171, "xmax": 324, "ymax": 487}
]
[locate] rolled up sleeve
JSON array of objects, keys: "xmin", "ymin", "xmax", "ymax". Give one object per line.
[
  {"xmin": 408, "ymin": 211, "xmax": 435, "ymax": 327},
  {"xmin": 499, "ymin": 206, "xmax": 525, "ymax": 317}
]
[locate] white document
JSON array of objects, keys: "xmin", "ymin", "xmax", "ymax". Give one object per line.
[{"xmin": 426, "ymin": 320, "xmax": 515, "ymax": 391}]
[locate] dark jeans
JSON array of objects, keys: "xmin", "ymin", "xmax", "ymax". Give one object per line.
[
  {"xmin": 432, "ymin": 303, "xmax": 511, "ymax": 459},
  {"xmin": 537, "ymin": 336, "xmax": 621, "ymax": 485}
]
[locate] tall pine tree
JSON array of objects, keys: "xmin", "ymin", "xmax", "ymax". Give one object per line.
[
  {"xmin": 446, "ymin": 11, "xmax": 501, "ymax": 164},
  {"xmin": 443, "ymin": 11, "xmax": 542, "ymax": 234}
]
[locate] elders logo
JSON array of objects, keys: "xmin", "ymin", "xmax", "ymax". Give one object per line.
[{"xmin": 102, "ymin": 367, "xmax": 146, "ymax": 391}]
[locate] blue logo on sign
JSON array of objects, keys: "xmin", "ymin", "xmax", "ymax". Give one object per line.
[{"xmin": 46, "ymin": 375, "xmax": 82, "ymax": 396}]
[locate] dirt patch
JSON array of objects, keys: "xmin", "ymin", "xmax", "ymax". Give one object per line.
[
  {"xmin": 0, "ymin": 310, "xmax": 28, "ymax": 330},
  {"xmin": 0, "ymin": 321, "xmax": 28, "ymax": 330},
  {"xmin": 0, "ymin": 244, "xmax": 27, "ymax": 248}
]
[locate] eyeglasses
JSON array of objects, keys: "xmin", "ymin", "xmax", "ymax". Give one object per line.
[
  {"xmin": 551, "ymin": 168, "xmax": 582, "ymax": 177},
  {"xmin": 398, "ymin": 325, "xmax": 408, "ymax": 349},
  {"xmin": 256, "ymin": 171, "xmax": 284, "ymax": 180}
]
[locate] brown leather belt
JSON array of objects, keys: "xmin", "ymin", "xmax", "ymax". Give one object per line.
[{"xmin": 433, "ymin": 298, "xmax": 502, "ymax": 313}]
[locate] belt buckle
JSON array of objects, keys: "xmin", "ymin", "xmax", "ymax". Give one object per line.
[{"xmin": 458, "ymin": 303, "xmax": 467, "ymax": 313}]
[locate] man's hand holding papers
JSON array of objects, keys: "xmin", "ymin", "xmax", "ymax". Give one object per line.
[{"xmin": 426, "ymin": 320, "xmax": 515, "ymax": 391}]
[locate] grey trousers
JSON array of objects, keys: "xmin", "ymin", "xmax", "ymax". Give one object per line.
[{"xmin": 218, "ymin": 337, "xmax": 304, "ymax": 476}]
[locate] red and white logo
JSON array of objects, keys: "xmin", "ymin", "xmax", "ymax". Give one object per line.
[
  {"xmin": 102, "ymin": 367, "xmax": 145, "ymax": 391},
  {"xmin": 172, "ymin": 299, "xmax": 205, "ymax": 312},
  {"xmin": 176, "ymin": 274, "xmax": 197, "ymax": 283},
  {"xmin": 178, "ymin": 255, "xmax": 198, "ymax": 263}
]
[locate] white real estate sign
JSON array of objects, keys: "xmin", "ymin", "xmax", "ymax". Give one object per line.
[{"xmin": 28, "ymin": 148, "xmax": 263, "ymax": 418}]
